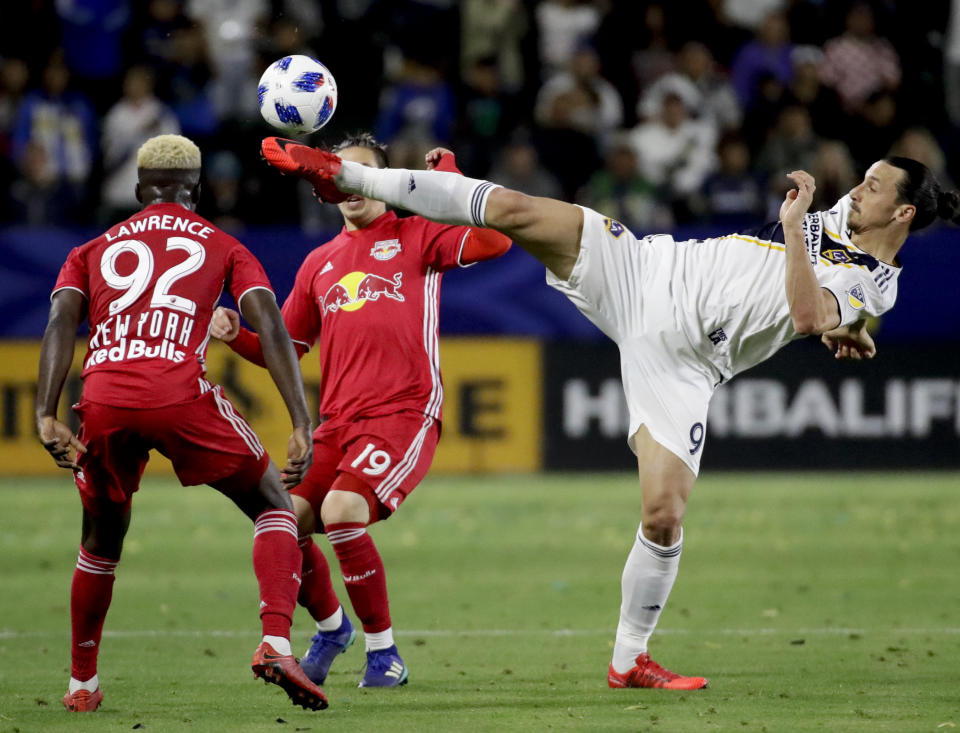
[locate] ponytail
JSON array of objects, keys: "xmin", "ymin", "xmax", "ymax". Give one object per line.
[
  {"xmin": 885, "ymin": 156, "xmax": 960, "ymax": 231},
  {"xmin": 936, "ymin": 189, "xmax": 960, "ymax": 225}
]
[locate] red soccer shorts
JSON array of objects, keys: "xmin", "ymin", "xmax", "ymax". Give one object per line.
[
  {"xmin": 291, "ymin": 410, "xmax": 440, "ymax": 524},
  {"xmin": 73, "ymin": 386, "xmax": 270, "ymax": 514}
]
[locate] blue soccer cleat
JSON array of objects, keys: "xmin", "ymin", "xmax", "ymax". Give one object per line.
[
  {"xmin": 299, "ymin": 613, "xmax": 356, "ymax": 685},
  {"xmin": 359, "ymin": 645, "xmax": 409, "ymax": 688}
]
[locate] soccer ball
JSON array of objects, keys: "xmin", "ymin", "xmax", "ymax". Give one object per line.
[{"xmin": 257, "ymin": 55, "xmax": 338, "ymax": 135}]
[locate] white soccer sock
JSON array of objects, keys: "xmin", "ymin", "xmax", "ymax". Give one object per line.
[
  {"xmin": 68, "ymin": 673, "xmax": 99, "ymax": 694},
  {"xmin": 316, "ymin": 606, "xmax": 343, "ymax": 633},
  {"xmin": 611, "ymin": 525, "xmax": 683, "ymax": 673},
  {"xmin": 364, "ymin": 627, "xmax": 395, "ymax": 652},
  {"xmin": 335, "ymin": 160, "xmax": 499, "ymax": 227},
  {"xmin": 262, "ymin": 634, "xmax": 292, "ymax": 656}
]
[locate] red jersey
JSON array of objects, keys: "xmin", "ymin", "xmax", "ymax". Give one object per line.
[
  {"xmin": 282, "ymin": 211, "xmax": 469, "ymax": 425},
  {"xmin": 53, "ymin": 202, "xmax": 273, "ymax": 408}
]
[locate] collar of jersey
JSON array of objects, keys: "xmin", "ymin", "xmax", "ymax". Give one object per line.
[{"xmin": 341, "ymin": 210, "xmax": 397, "ymax": 237}]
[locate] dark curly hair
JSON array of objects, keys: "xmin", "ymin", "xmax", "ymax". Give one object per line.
[
  {"xmin": 885, "ymin": 156, "xmax": 960, "ymax": 231},
  {"xmin": 331, "ymin": 132, "xmax": 389, "ymax": 169}
]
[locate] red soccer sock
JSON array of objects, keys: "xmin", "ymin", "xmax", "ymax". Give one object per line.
[
  {"xmin": 252, "ymin": 509, "xmax": 301, "ymax": 638},
  {"xmin": 70, "ymin": 547, "xmax": 118, "ymax": 681},
  {"xmin": 297, "ymin": 536, "xmax": 341, "ymax": 622},
  {"xmin": 326, "ymin": 522, "xmax": 391, "ymax": 633}
]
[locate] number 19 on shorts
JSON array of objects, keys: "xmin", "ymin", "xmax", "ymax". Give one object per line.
[{"xmin": 350, "ymin": 442, "xmax": 392, "ymax": 476}]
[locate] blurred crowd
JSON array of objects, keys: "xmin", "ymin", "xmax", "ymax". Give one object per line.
[{"xmin": 1, "ymin": 0, "xmax": 958, "ymax": 235}]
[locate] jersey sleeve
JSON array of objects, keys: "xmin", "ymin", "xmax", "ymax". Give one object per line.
[
  {"xmin": 226, "ymin": 243, "xmax": 274, "ymax": 307},
  {"xmin": 417, "ymin": 219, "xmax": 473, "ymax": 272},
  {"xmin": 818, "ymin": 266, "xmax": 887, "ymax": 327},
  {"xmin": 279, "ymin": 255, "xmax": 323, "ymax": 350},
  {"xmin": 52, "ymin": 247, "xmax": 89, "ymax": 301}
]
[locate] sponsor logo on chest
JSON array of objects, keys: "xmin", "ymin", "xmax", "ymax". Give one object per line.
[{"xmin": 370, "ymin": 239, "xmax": 402, "ymax": 261}]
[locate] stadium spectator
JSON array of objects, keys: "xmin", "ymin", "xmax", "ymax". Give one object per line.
[
  {"xmin": 629, "ymin": 2, "xmax": 675, "ymax": 95},
  {"xmin": 577, "ymin": 132, "xmax": 673, "ymax": 233},
  {"xmin": 277, "ymin": 131, "xmax": 960, "ymax": 694},
  {"xmin": 755, "ymin": 104, "xmax": 821, "ymax": 191},
  {"xmin": 162, "ymin": 24, "xmax": 219, "ymax": 141},
  {"xmin": 819, "ymin": 1, "xmax": 901, "ymax": 113},
  {"xmin": 8, "ymin": 143, "xmax": 83, "ymax": 226},
  {"xmin": 698, "ymin": 132, "xmax": 764, "ymax": 228},
  {"xmin": 809, "ymin": 140, "xmax": 858, "ymax": 212},
  {"xmin": 889, "ymin": 127, "xmax": 954, "ymax": 191},
  {"xmin": 535, "ymin": 0, "xmax": 604, "ymax": 78},
  {"xmin": 729, "ymin": 11, "xmax": 794, "ymax": 110},
  {"xmin": 37, "ymin": 133, "xmax": 326, "ymax": 713},
  {"xmin": 54, "ymin": 0, "xmax": 132, "ymax": 112},
  {"xmin": 460, "ymin": 0, "xmax": 528, "ymax": 96},
  {"xmin": 671, "ymin": 41, "xmax": 742, "ymax": 133},
  {"xmin": 784, "ymin": 45, "xmax": 849, "ymax": 142},
  {"xmin": 186, "ymin": 0, "xmax": 268, "ymax": 122},
  {"xmin": 534, "ymin": 42, "xmax": 623, "ymax": 141},
  {"xmin": 100, "ymin": 66, "xmax": 180, "ymax": 222},
  {"xmin": 629, "ymin": 74, "xmax": 718, "ymax": 222},
  {"xmin": 135, "ymin": 0, "xmax": 194, "ymax": 71},
  {"xmin": 845, "ymin": 90, "xmax": 903, "ymax": 172},
  {"xmin": 375, "ymin": 55, "xmax": 457, "ymax": 146},
  {"xmin": 0, "ymin": 57, "xmax": 28, "ymax": 163},
  {"xmin": 533, "ymin": 41, "xmax": 621, "ymax": 198},
  {"xmin": 455, "ymin": 56, "xmax": 514, "ymax": 178},
  {"xmin": 11, "ymin": 52, "xmax": 97, "ymax": 215},
  {"xmin": 487, "ymin": 134, "xmax": 563, "ymax": 199},
  {"xmin": 214, "ymin": 134, "xmax": 511, "ymax": 688}
]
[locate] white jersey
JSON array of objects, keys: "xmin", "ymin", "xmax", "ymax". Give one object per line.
[
  {"xmin": 547, "ymin": 201, "xmax": 902, "ymax": 474},
  {"xmin": 655, "ymin": 195, "xmax": 900, "ymax": 382}
]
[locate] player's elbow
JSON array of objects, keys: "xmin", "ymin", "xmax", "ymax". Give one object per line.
[{"xmin": 791, "ymin": 310, "xmax": 836, "ymax": 335}]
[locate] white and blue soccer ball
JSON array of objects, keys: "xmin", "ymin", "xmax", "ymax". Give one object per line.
[{"xmin": 257, "ymin": 55, "xmax": 338, "ymax": 135}]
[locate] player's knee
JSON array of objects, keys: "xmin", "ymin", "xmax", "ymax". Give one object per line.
[
  {"xmin": 641, "ymin": 503, "xmax": 685, "ymax": 543},
  {"xmin": 320, "ymin": 489, "xmax": 370, "ymax": 526},
  {"xmin": 292, "ymin": 494, "xmax": 316, "ymax": 535}
]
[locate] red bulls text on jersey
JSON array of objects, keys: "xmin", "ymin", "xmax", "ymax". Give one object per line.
[{"xmin": 53, "ymin": 203, "xmax": 273, "ymax": 407}]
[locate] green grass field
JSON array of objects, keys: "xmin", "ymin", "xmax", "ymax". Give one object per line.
[{"xmin": 1, "ymin": 472, "xmax": 959, "ymax": 732}]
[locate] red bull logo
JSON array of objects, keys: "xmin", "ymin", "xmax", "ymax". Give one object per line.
[
  {"xmin": 370, "ymin": 239, "xmax": 402, "ymax": 261},
  {"xmin": 322, "ymin": 271, "xmax": 404, "ymax": 314}
]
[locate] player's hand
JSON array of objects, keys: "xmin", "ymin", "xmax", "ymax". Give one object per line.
[
  {"xmin": 425, "ymin": 147, "xmax": 454, "ymax": 170},
  {"xmin": 779, "ymin": 170, "xmax": 815, "ymax": 228},
  {"xmin": 37, "ymin": 415, "xmax": 86, "ymax": 470},
  {"xmin": 281, "ymin": 425, "xmax": 312, "ymax": 487},
  {"xmin": 821, "ymin": 321, "xmax": 876, "ymax": 360},
  {"xmin": 211, "ymin": 307, "xmax": 240, "ymax": 342}
]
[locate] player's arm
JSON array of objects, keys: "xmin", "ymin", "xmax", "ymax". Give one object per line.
[
  {"xmin": 211, "ymin": 307, "xmax": 309, "ymax": 367},
  {"xmin": 821, "ymin": 319, "xmax": 876, "ymax": 360},
  {"xmin": 36, "ymin": 290, "xmax": 87, "ymax": 470},
  {"xmin": 780, "ymin": 170, "xmax": 842, "ymax": 335},
  {"xmin": 236, "ymin": 289, "xmax": 312, "ymax": 485},
  {"xmin": 424, "ymin": 148, "xmax": 512, "ymax": 265}
]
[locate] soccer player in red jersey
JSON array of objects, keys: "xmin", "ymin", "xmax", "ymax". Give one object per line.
[
  {"xmin": 36, "ymin": 134, "xmax": 328, "ymax": 712},
  {"xmin": 211, "ymin": 133, "xmax": 511, "ymax": 687}
]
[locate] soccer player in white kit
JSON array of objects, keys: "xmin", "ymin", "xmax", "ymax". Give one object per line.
[{"xmin": 261, "ymin": 138, "xmax": 960, "ymax": 689}]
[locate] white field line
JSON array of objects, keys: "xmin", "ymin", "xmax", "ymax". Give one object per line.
[{"xmin": 2, "ymin": 627, "xmax": 960, "ymax": 640}]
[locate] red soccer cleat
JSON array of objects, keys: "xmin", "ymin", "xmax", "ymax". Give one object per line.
[
  {"xmin": 252, "ymin": 641, "xmax": 329, "ymax": 710},
  {"xmin": 608, "ymin": 652, "xmax": 708, "ymax": 690},
  {"xmin": 62, "ymin": 687, "xmax": 103, "ymax": 712},
  {"xmin": 260, "ymin": 137, "xmax": 347, "ymax": 203}
]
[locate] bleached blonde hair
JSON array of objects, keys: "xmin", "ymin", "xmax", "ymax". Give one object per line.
[{"xmin": 137, "ymin": 134, "xmax": 202, "ymax": 170}]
